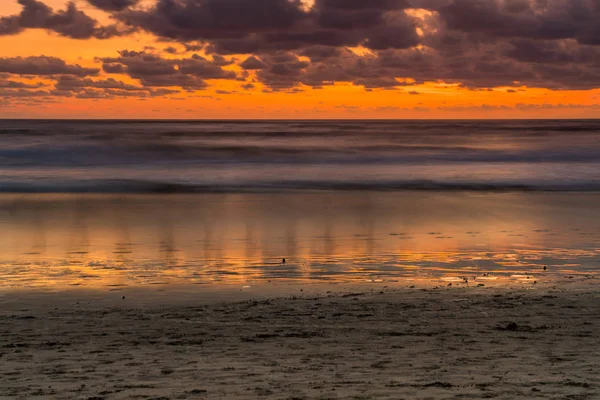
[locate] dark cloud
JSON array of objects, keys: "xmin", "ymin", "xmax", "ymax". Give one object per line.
[
  {"xmin": 99, "ymin": 51, "xmax": 238, "ymax": 89},
  {"xmin": 115, "ymin": 0, "xmax": 600, "ymax": 90},
  {"xmin": 163, "ymin": 46, "xmax": 179, "ymax": 54},
  {"xmin": 0, "ymin": 88, "xmax": 52, "ymax": 98},
  {"xmin": 55, "ymin": 75, "xmax": 145, "ymax": 91},
  {"xmin": 0, "ymin": 56, "xmax": 99, "ymax": 76},
  {"xmin": 438, "ymin": 102, "xmax": 600, "ymax": 112},
  {"xmin": 119, "ymin": 0, "xmax": 306, "ymax": 41},
  {"xmin": 249, "ymin": 49, "xmax": 416, "ymax": 90},
  {"xmin": 362, "ymin": 19, "xmax": 419, "ymax": 50},
  {"xmin": 298, "ymin": 45, "xmax": 345, "ymax": 61},
  {"xmin": 178, "ymin": 54, "xmax": 237, "ymax": 78},
  {"xmin": 69, "ymin": 86, "xmax": 178, "ymax": 99},
  {"xmin": 0, "ymin": 78, "xmax": 45, "ymax": 89},
  {"xmin": 3, "ymin": 0, "xmax": 600, "ymax": 92},
  {"xmin": 211, "ymin": 55, "xmax": 233, "ymax": 66},
  {"xmin": 117, "ymin": 0, "xmax": 419, "ymax": 53},
  {"xmin": 102, "ymin": 63, "xmax": 126, "ymax": 74},
  {"xmin": 0, "ymin": 73, "xmax": 179, "ymax": 102},
  {"xmin": 253, "ymin": 52, "xmax": 310, "ymax": 89},
  {"xmin": 240, "ymin": 56, "xmax": 268, "ymax": 70},
  {"xmin": 184, "ymin": 43, "xmax": 204, "ymax": 52},
  {"xmin": 110, "ymin": 0, "xmax": 600, "ymax": 51},
  {"xmin": 431, "ymin": 0, "xmax": 600, "ymax": 45},
  {"xmin": 0, "ymin": 50, "xmax": 241, "ymax": 103},
  {"xmin": 86, "ymin": 0, "xmax": 139, "ymax": 12},
  {"xmin": 0, "ymin": 0, "xmax": 132, "ymax": 39}
]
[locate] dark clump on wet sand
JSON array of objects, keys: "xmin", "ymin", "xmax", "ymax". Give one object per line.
[{"xmin": 0, "ymin": 286, "xmax": 599, "ymax": 399}]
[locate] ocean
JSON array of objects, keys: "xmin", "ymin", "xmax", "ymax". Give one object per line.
[
  {"xmin": 1, "ymin": 119, "xmax": 600, "ymax": 192},
  {"xmin": 0, "ymin": 120, "xmax": 599, "ymax": 290}
]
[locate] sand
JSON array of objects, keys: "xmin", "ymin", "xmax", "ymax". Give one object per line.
[{"xmin": 1, "ymin": 280, "xmax": 599, "ymax": 400}]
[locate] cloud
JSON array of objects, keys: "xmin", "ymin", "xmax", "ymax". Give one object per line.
[
  {"xmin": 103, "ymin": 0, "xmax": 600, "ymax": 91},
  {"xmin": 0, "ymin": 88, "xmax": 53, "ymax": 98},
  {"xmin": 430, "ymin": 0, "xmax": 600, "ymax": 45},
  {"xmin": 244, "ymin": 48, "xmax": 417, "ymax": 90},
  {"xmin": 0, "ymin": 73, "xmax": 180, "ymax": 102},
  {"xmin": 69, "ymin": 86, "xmax": 178, "ymax": 99},
  {"xmin": 163, "ymin": 46, "xmax": 179, "ymax": 54},
  {"xmin": 240, "ymin": 56, "xmax": 268, "ymax": 70},
  {"xmin": 0, "ymin": 56, "xmax": 99, "ymax": 76},
  {"xmin": 0, "ymin": 78, "xmax": 45, "ymax": 89},
  {"xmin": 3, "ymin": 0, "xmax": 600, "ymax": 93},
  {"xmin": 439, "ymin": 102, "xmax": 600, "ymax": 112},
  {"xmin": 0, "ymin": 0, "xmax": 132, "ymax": 39},
  {"xmin": 98, "ymin": 50, "xmax": 238, "ymax": 89},
  {"xmin": 118, "ymin": 0, "xmax": 305, "ymax": 42},
  {"xmin": 55, "ymin": 75, "xmax": 145, "ymax": 91},
  {"xmin": 108, "ymin": 0, "xmax": 600, "ymax": 52},
  {"xmin": 0, "ymin": 49, "xmax": 245, "ymax": 104},
  {"xmin": 117, "ymin": 0, "xmax": 419, "ymax": 53},
  {"xmin": 86, "ymin": 0, "xmax": 139, "ymax": 12}
]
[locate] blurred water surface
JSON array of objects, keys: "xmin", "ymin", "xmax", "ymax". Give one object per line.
[
  {"xmin": 1, "ymin": 119, "xmax": 600, "ymax": 192},
  {"xmin": 0, "ymin": 192, "xmax": 599, "ymax": 290}
]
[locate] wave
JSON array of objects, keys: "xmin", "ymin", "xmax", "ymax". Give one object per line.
[
  {"xmin": 1, "ymin": 119, "xmax": 599, "ymax": 193},
  {"xmin": 2, "ymin": 179, "xmax": 600, "ymax": 193},
  {"xmin": 2, "ymin": 142, "xmax": 600, "ymax": 167}
]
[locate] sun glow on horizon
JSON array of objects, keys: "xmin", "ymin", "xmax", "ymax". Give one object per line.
[{"xmin": 1, "ymin": 0, "xmax": 600, "ymax": 119}]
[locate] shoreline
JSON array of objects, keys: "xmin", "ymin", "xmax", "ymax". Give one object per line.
[
  {"xmin": 1, "ymin": 273, "xmax": 596, "ymax": 308},
  {"xmin": 1, "ymin": 279, "xmax": 599, "ymax": 399}
]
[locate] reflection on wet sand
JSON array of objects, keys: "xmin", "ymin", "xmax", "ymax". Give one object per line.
[{"xmin": 0, "ymin": 192, "xmax": 599, "ymax": 291}]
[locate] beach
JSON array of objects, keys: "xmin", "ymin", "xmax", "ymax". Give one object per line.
[
  {"xmin": 1, "ymin": 278, "xmax": 599, "ymax": 400},
  {"xmin": 2, "ymin": 0, "xmax": 600, "ymax": 394},
  {"xmin": 0, "ymin": 120, "xmax": 600, "ymax": 399}
]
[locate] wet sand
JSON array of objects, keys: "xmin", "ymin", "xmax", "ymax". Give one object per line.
[
  {"xmin": 2, "ymin": 192, "xmax": 600, "ymax": 290},
  {"xmin": 1, "ymin": 279, "xmax": 599, "ymax": 399}
]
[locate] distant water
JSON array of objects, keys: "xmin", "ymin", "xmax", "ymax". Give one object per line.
[{"xmin": 1, "ymin": 119, "xmax": 600, "ymax": 192}]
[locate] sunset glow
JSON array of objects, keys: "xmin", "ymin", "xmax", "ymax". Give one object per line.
[{"xmin": 1, "ymin": 0, "xmax": 600, "ymax": 119}]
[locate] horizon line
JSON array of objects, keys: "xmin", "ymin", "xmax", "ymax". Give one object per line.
[{"xmin": 1, "ymin": 118, "xmax": 600, "ymax": 122}]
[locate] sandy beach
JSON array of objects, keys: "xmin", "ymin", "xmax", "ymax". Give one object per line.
[
  {"xmin": 3, "ymin": 8, "xmax": 600, "ymax": 399},
  {"xmin": 1, "ymin": 279, "xmax": 599, "ymax": 400}
]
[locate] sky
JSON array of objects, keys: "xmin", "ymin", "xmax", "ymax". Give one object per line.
[{"xmin": 0, "ymin": 0, "xmax": 599, "ymax": 119}]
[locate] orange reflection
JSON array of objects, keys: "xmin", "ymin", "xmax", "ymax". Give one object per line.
[{"xmin": 0, "ymin": 192, "xmax": 599, "ymax": 291}]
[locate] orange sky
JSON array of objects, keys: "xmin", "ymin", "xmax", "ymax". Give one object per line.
[{"xmin": 1, "ymin": 0, "xmax": 600, "ymax": 119}]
